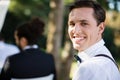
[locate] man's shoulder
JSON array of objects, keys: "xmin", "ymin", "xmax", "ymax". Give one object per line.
[
  {"xmin": 79, "ymin": 56, "xmax": 111, "ymax": 72},
  {"xmin": 38, "ymin": 49, "xmax": 53, "ymax": 56}
]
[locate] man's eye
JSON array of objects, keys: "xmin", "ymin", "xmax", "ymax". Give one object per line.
[
  {"xmin": 69, "ymin": 23, "xmax": 75, "ymax": 27},
  {"xmin": 81, "ymin": 23, "xmax": 88, "ymax": 26}
]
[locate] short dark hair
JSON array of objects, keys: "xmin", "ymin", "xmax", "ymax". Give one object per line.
[
  {"xmin": 16, "ymin": 17, "xmax": 45, "ymax": 45},
  {"xmin": 69, "ymin": 0, "xmax": 106, "ymax": 25}
]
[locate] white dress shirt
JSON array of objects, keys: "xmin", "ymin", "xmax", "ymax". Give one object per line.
[
  {"xmin": 72, "ymin": 39, "xmax": 120, "ymax": 80},
  {"xmin": 0, "ymin": 41, "xmax": 19, "ymax": 73},
  {"xmin": 23, "ymin": 44, "xmax": 38, "ymax": 50}
]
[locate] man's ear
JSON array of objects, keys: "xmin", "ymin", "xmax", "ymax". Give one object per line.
[{"xmin": 98, "ymin": 22, "xmax": 105, "ymax": 34}]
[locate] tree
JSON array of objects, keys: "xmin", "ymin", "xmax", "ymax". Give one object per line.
[
  {"xmin": 46, "ymin": 0, "xmax": 64, "ymax": 79},
  {"xmin": 47, "ymin": 0, "xmax": 74, "ymax": 80}
]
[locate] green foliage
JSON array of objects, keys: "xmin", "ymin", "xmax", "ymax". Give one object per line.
[
  {"xmin": 9, "ymin": 0, "xmax": 50, "ymax": 20},
  {"xmin": 103, "ymin": 27, "xmax": 120, "ymax": 60},
  {"xmin": 97, "ymin": 0, "xmax": 109, "ymax": 9},
  {"xmin": 64, "ymin": 0, "xmax": 74, "ymax": 5}
]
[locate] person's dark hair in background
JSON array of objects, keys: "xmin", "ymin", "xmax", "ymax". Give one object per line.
[
  {"xmin": 0, "ymin": 17, "xmax": 56, "ymax": 80},
  {"xmin": 16, "ymin": 18, "xmax": 44, "ymax": 45}
]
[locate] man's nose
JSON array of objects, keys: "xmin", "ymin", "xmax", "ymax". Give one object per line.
[{"xmin": 74, "ymin": 24, "xmax": 81, "ymax": 34}]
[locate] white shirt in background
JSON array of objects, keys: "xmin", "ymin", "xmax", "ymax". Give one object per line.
[{"xmin": 0, "ymin": 41, "xmax": 19, "ymax": 73}]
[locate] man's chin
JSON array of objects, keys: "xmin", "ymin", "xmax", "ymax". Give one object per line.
[
  {"xmin": 73, "ymin": 45, "xmax": 81, "ymax": 51},
  {"xmin": 73, "ymin": 45, "xmax": 85, "ymax": 52}
]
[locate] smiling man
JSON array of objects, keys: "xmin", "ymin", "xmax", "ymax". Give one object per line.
[{"xmin": 68, "ymin": 0, "xmax": 120, "ymax": 80}]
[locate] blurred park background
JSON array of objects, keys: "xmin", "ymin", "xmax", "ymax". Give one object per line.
[{"xmin": 0, "ymin": 0, "xmax": 120, "ymax": 80}]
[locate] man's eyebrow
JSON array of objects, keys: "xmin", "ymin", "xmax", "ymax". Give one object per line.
[
  {"xmin": 68, "ymin": 19, "xmax": 88, "ymax": 24},
  {"xmin": 78, "ymin": 20, "xmax": 88, "ymax": 22}
]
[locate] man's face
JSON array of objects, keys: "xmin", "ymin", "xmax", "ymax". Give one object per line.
[{"xmin": 68, "ymin": 8, "xmax": 104, "ymax": 52}]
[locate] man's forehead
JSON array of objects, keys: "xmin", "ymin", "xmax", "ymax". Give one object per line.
[
  {"xmin": 68, "ymin": 8, "xmax": 95, "ymax": 21},
  {"xmin": 69, "ymin": 7, "xmax": 94, "ymax": 15}
]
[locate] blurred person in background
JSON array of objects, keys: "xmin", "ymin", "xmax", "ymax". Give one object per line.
[
  {"xmin": 68, "ymin": 0, "xmax": 120, "ymax": 80},
  {"xmin": 0, "ymin": 0, "xmax": 19, "ymax": 74},
  {"xmin": 0, "ymin": 32, "xmax": 19, "ymax": 73},
  {"xmin": 0, "ymin": 17, "xmax": 56, "ymax": 80}
]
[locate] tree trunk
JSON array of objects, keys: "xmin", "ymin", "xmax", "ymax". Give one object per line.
[
  {"xmin": 60, "ymin": 41, "xmax": 74, "ymax": 80},
  {"xmin": 46, "ymin": 0, "xmax": 64, "ymax": 79},
  {"xmin": 46, "ymin": 0, "xmax": 74, "ymax": 80}
]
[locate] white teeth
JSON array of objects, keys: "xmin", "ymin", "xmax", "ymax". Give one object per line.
[{"xmin": 75, "ymin": 37, "xmax": 84, "ymax": 40}]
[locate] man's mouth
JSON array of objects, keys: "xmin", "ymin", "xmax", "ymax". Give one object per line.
[{"xmin": 73, "ymin": 36, "xmax": 86, "ymax": 43}]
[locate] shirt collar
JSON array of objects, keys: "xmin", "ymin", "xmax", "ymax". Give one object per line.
[
  {"xmin": 23, "ymin": 44, "xmax": 38, "ymax": 50},
  {"xmin": 78, "ymin": 39, "xmax": 105, "ymax": 62}
]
